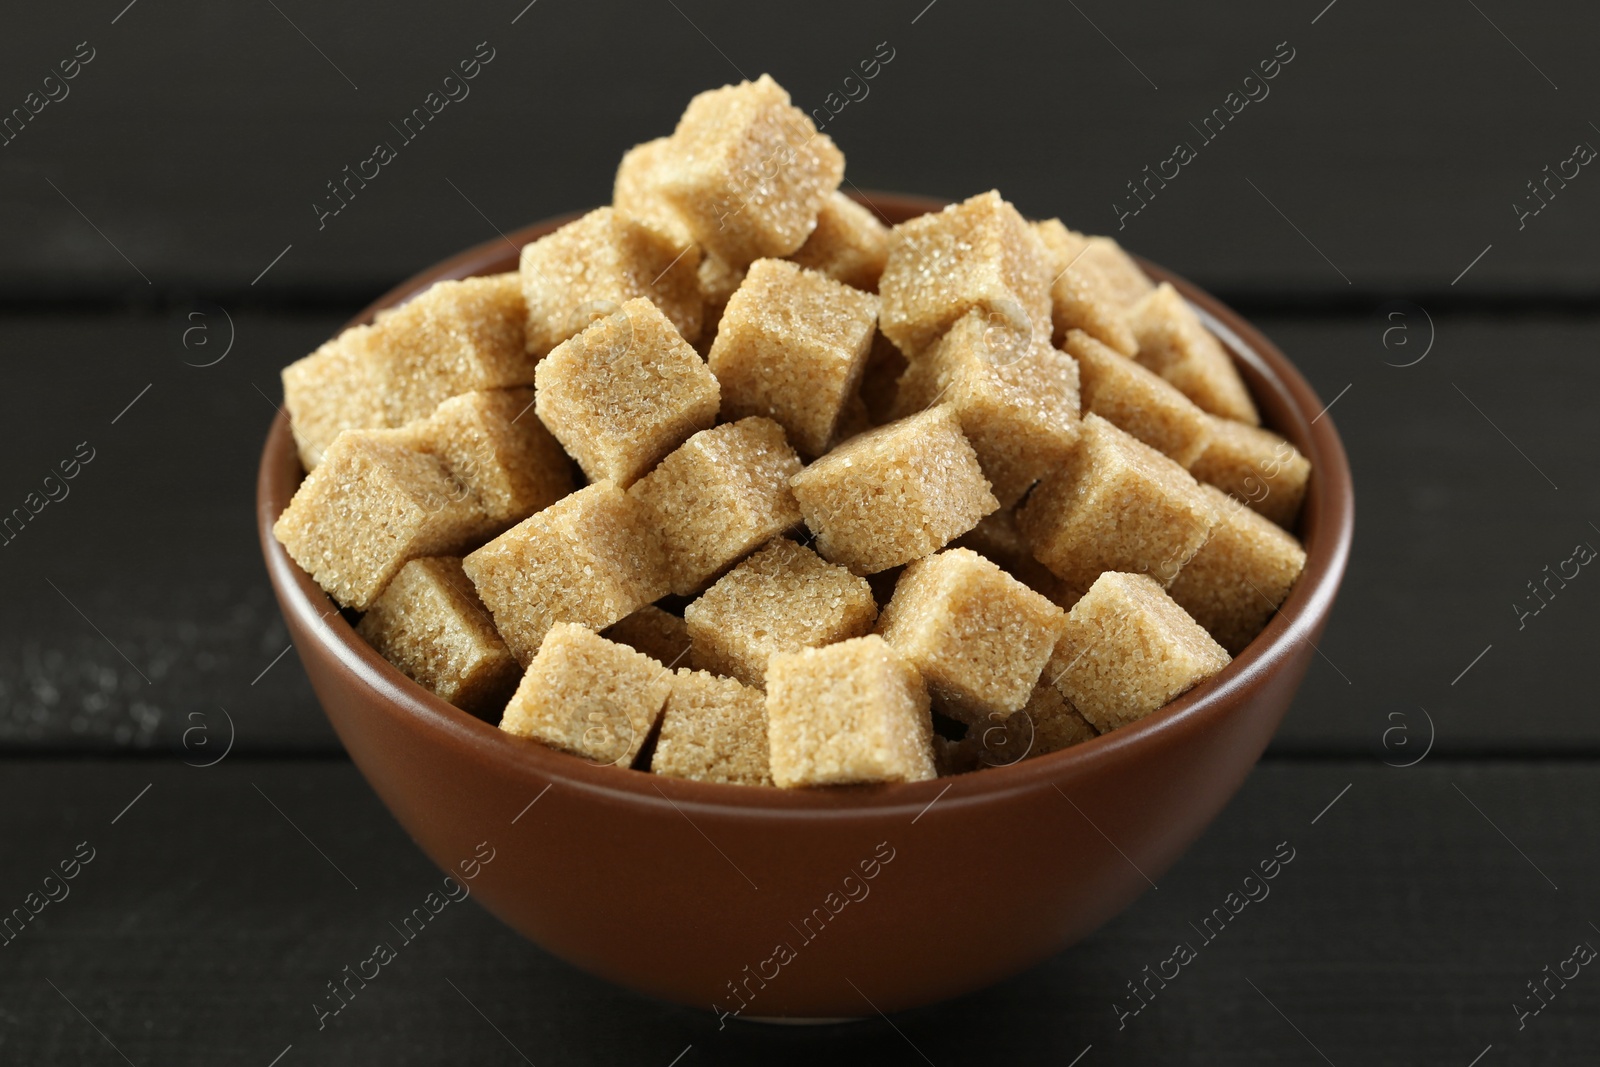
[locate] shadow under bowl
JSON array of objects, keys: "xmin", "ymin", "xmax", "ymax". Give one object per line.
[{"xmin": 258, "ymin": 192, "xmax": 1354, "ymax": 1019}]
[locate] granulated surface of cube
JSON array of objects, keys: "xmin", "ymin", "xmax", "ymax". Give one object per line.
[
  {"xmin": 1189, "ymin": 416, "xmax": 1311, "ymax": 530},
  {"xmin": 789, "ymin": 406, "xmax": 998, "ymax": 574},
  {"xmin": 684, "ymin": 537, "xmax": 877, "ymax": 688},
  {"xmin": 1129, "ymin": 282, "xmax": 1259, "ymax": 426},
  {"xmin": 603, "ymin": 605, "xmax": 692, "ymax": 668},
  {"xmin": 628, "ymin": 417, "xmax": 804, "ymax": 595},
  {"xmin": 765, "ymin": 635, "xmax": 936, "ymax": 787},
  {"xmin": 282, "ymin": 326, "xmax": 387, "ymax": 470},
  {"xmin": 788, "ymin": 191, "xmax": 890, "ymax": 291},
  {"xmin": 1033, "ymin": 219, "xmax": 1137, "ymax": 356},
  {"xmin": 651, "ymin": 669, "xmax": 773, "ymax": 786},
  {"xmin": 1168, "ymin": 484, "xmax": 1307, "ymax": 653},
  {"xmin": 1066, "ymin": 328, "xmax": 1212, "ymax": 468}
]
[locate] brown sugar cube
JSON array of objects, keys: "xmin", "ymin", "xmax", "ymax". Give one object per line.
[
  {"xmin": 356, "ymin": 557, "xmax": 519, "ymax": 716},
  {"xmin": 520, "ymin": 207, "xmax": 702, "ymax": 357},
  {"xmin": 500, "ymin": 623, "xmax": 672, "ymax": 766},
  {"xmin": 1017, "ymin": 414, "xmax": 1219, "ymax": 591},
  {"xmin": 953, "ymin": 508, "xmax": 1081, "ymax": 609},
  {"xmin": 1168, "ymin": 485, "xmax": 1307, "ymax": 654},
  {"xmin": 697, "ymin": 252, "xmax": 747, "ymax": 344},
  {"xmin": 1048, "ymin": 571, "xmax": 1230, "ymax": 732},
  {"xmin": 273, "ymin": 431, "xmax": 483, "ymax": 611},
  {"xmin": 1032, "ymin": 220, "xmax": 1137, "ymax": 356},
  {"xmin": 858, "ymin": 330, "xmax": 908, "ymax": 425},
  {"xmin": 462, "ymin": 482, "xmax": 669, "ymax": 664},
  {"xmin": 657, "ymin": 74, "xmax": 844, "ymax": 266},
  {"xmin": 892, "ymin": 310, "xmax": 1081, "ymax": 506},
  {"xmin": 876, "ymin": 548, "xmax": 1065, "ymax": 724},
  {"xmin": 788, "ymin": 191, "xmax": 890, "ymax": 291},
  {"xmin": 1034, "ymin": 223, "xmax": 1155, "ymax": 307},
  {"xmin": 535, "ymin": 297, "xmax": 720, "ymax": 487},
  {"xmin": 1189, "ymin": 416, "xmax": 1311, "ymax": 530},
  {"xmin": 878, "ymin": 190, "xmax": 1053, "ymax": 356},
  {"xmin": 396, "ymin": 388, "xmax": 573, "ymax": 527},
  {"xmin": 603, "ymin": 605, "xmax": 692, "ymax": 668},
  {"xmin": 281, "ymin": 325, "xmax": 387, "ymax": 470},
  {"xmin": 629, "ymin": 417, "xmax": 805, "ymax": 596},
  {"xmin": 1129, "ymin": 283, "xmax": 1259, "ymax": 426},
  {"xmin": 651, "ymin": 669, "xmax": 773, "ymax": 786},
  {"xmin": 790, "ymin": 406, "xmax": 999, "ymax": 575},
  {"xmin": 961, "ymin": 683, "xmax": 1097, "ymax": 767},
  {"xmin": 368, "ymin": 273, "xmax": 538, "ymax": 427},
  {"xmin": 708, "ymin": 258, "xmax": 879, "ymax": 457},
  {"xmin": 765, "ymin": 635, "xmax": 937, "ymax": 787},
  {"xmin": 613, "ymin": 136, "xmax": 695, "ymax": 248},
  {"xmin": 684, "ymin": 537, "xmax": 878, "ymax": 688},
  {"xmin": 1065, "ymin": 328, "xmax": 1212, "ymax": 468}
]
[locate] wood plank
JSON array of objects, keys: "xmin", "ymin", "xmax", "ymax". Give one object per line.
[
  {"xmin": 0, "ymin": 758, "xmax": 1593, "ymax": 1063},
  {"xmin": 0, "ymin": 1, "xmax": 1597, "ymax": 297}
]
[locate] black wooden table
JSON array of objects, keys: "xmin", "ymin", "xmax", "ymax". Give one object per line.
[{"xmin": 3, "ymin": 2, "xmax": 1598, "ymax": 1063}]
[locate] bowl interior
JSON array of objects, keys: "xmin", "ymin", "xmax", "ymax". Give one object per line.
[{"xmin": 258, "ymin": 191, "xmax": 1354, "ymax": 817}]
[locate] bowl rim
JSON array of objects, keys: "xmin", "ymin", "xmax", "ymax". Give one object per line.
[{"xmin": 258, "ymin": 191, "xmax": 1354, "ymax": 820}]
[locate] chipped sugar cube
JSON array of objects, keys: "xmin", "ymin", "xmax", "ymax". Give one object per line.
[
  {"xmin": 394, "ymin": 388, "xmax": 573, "ymax": 528},
  {"xmin": 651, "ymin": 669, "xmax": 773, "ymax": 786},
  {"xmin": 499, "ymin": 622, "xmax": 672, "ymax": 767},
  {"xmin": 657, "ymin": 74, "xmax": 844, "ymax": 266},
  {"xmin": 628, "ymin": 417, "xmax": 805, "ymax": 596},
  {"xmin": 708, "ymin": 258, "xmax": 878, "ymax": 457},
  {"xmin": 603, "ymin": 604, "xmax": 692, "ymax": 668},
  {"xmin": 462, "ymin": 482, "xmax": 669, "ymax": 665},
  {"xmin": 520, "ymin": 207, "xmax": 702, "ymax": 357},
  {"xmin": 878, "ymin": 190, "xmax": 1053, "ymax": 356},
  {"xmin": 684, "ymin": 537, "xmax": 878, "ymax": 688},
  {"xmin": 1188, "ymin": 416, "xmax": 1311, "ymax": 530},
  {"xmin": 1065, "ymin": 328, "xmax": 1212, "ymax": 468},
  {"xmin": 281, "ymin": 325, "xmax": 387, "ymax": 470},
  {"xmin": 789, "ymin": 406, "xmax": 999, "ymax": 575},
  {"xmin": 1168, "ymin": 484, "xmax": 1307, "ymax": 654},
  {"xmin": 535, "ymin": 297, "xmax": 720, "ymax": 488},
  {"xmin": 1129, "ymin": 282, "xmax": 1259, "ymax": 426},
  {"xmin": 1017, "ymin": 413, "xmax": 1218, "ymax": 591},
  {"xmin": 1047, "ymin": 571, "xmax": 1230, "ymax": 732},
  {"xmin": 787, "ymin": 190, "xmax": 890, "ymax": 291},
  {"xmin": 876, "ymin": 548, "xmax": 1065, "ymax": 724},
  {"xmin": 356, "ymin": 556, "xmax": 519, "ymax": 716},
  {"xmin": 1033, "ymin": 219, "xmax": 1138, "ymax": 356},
  {"xmin": 765, "ymin": 634, "xmax": 937, "ymax": 787},
  {"xmin": 272, "ymin": 430, "xmax": 484, "ymax": 612},
  {"xmin": 891, "ymin": 309, "xmax": 1081, "ymax": 506}
]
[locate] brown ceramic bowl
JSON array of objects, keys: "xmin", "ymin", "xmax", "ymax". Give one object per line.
[{"xmin": 258, "ymin": 193, "xmax": 1353, "ymax": 1019}]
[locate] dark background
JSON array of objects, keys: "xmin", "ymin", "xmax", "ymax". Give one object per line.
[{"xmin": 2, "ymin": 1, "xmax": 1596, "ymax": 1063}]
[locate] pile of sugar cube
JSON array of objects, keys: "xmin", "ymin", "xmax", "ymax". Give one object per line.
[{"xmin": 274, "ymin": 74, "xmax": 1310, "ymax": 788}]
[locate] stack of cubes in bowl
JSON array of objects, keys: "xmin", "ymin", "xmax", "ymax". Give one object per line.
[{"xmin": 272, "ymin": 73, "xmax": 1311, "ymax": 790}]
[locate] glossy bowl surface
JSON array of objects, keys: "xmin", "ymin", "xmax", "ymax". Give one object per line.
[{"xmin": 258, "ymin": 193, "xmax": 1354, "ymax": 1018}]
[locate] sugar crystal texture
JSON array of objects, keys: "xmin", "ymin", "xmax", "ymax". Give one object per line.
[
  {"xmin": 708, "ymin": 258, "xmax": 879, "ymax": 456},
  {"xmin": 1168, "ymin": 484, "xmax": 1307, "ymax": 653},
  {"xmin": 959, "ymin": 683, "xmax": 1097, "ymax": 767},
  {"xmin": 520, "ymin": 207, "xmax": 702, "ymax": 357},
  {"xmin": 393, "ymin": 388, "xmax": 573, "ymax": 528},
  {"xmin": 613, "ymin": 136, "xmax": 695, "ymax": 248},
  {"xmin": 273, "ymin": 430, "xmax": 484, "ymax": 611},
  {"xmin": 1047, "ymin": 571, "xmax": 1230, "ymax": 732},
  {"xmin": 876, "ymin": 548, "xmax": 1065, "ymax": 723},
  {"xmin": 789, "ymin": 406, "xmax": 999, "ymax": 575},
  {"xmin": 281, "ymin": 325, "xmax": 387, "ymax": 470},
  {"xmin": 765, "ymin": 635, "xmax": 937, "ymax": 787},
  {"xmin": 787, "ymin": 191, "xmax": 890, "ymax": 291},
  {"xmin": 878, "ymin": 191, "xmax": 1053, "ymax": 356},
  {"xmin": 1065, "ymin": 328, "xmax": 1212, "ymax": 469},
  {"xmin": 356, "ymin": 556, "xmax": 519, "ymax": 716},
  {"xmin": 500, "ymin": 623, "xmax": 672, "ymax": 766},
  {"xmin": 696, "ymin": 252, "xmax": 747, "ymax": 345},
  {"xmin": 656, "ymin": 74, "xmax": 845, "ymax": 266},
  {"xmin": 602, "ymin": 604, "xmax": 692, "ymax": 668},
  {"xmin": 462, "ymin": 482, "xmax": 669, "ymax": 665},
  {"xmin": 1188, "ymin": 416, "xmax": 1311, "ymax": 530},
  {"xmin": 651, "ymin": 669, "xmax": 773, "ymax": 786},
  {"xmin": 535, "ymin": 297, "xmax": 720, "ymax": 487},
  {"xmin": 953, "ymin": 507, "xmax": 1079, "ymax": 608},
  {"xmin": 892, "ymin": 309, "xmax": 1081, "ymax": 506},
  {"xmin": 1017, "ymin": 413, "xmax": 1219, "ymax": 591},
  {"xmin": 684, "ymin": 537, "xmax": 878, "ymax": 688},
  {"xmin": 1032, "ymin": 220, "xmax": 1138, "ymax": 356},
  {"xmin": 1129, "ymin": 283, "xmax": 1259, "ymax": 426},
  {"xmin": 628, "ymin": 417, "xmax": 805, "ymax": 595}
]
